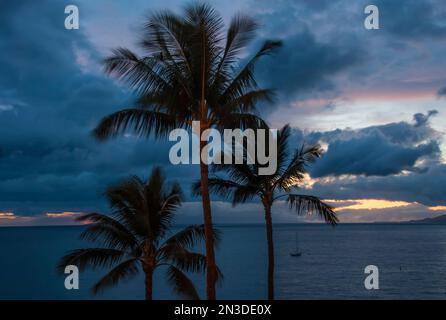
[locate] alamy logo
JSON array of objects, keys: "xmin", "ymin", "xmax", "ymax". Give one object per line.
[
  {"xmin": 64, "ymin": 265, "xmax": 79, "ymax": 290},
  {"xmin": 169, "ymin": 121, "xmax": 278, "ymax": 175},
  {"xmin": 64, "ymin": 5, "xmax": 79, "ymax": 30},
  {"xmin": 364, "ymin": 265, "xmax": 379, "ymax": 290},
  {"xmin": 364, "ymin": 5, "xmax": 380, "ymax": 30}
]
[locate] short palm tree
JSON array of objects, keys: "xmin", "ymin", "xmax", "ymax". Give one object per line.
[
  {"xmin": 58, "ymin": 167, "xmax": 215, "ymax": 300},
  {"xmin": 194, "ymin": 124, "xmax": 338, "ymax": 300},
  {"xmin": 93, "ymin": 3, "xmax": 280, "ymax": 299}
]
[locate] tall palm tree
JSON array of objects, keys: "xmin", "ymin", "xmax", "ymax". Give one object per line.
[
  {"xmin": 58, "ymin": 167, "xmax": 216, "ymax": 300},
  {"xmin": 93, "ymin": 3, "xmax": 280, "ymax": 299},
  {"xmin": 194, "ymin": 125, "xmax": 338, "ymax": 300}
]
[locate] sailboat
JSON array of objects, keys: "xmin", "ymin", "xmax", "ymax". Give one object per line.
[{"xmin": 290, "ymin": 232, "xmax": 302, "ymax": 257}]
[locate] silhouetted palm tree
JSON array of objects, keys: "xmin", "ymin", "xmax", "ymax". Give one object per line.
[
  {"xmin": 58, "ymin": 167, "xmax": 216, "ymax": 300},
  {"xmin": 194, "ymin": 125, "xmax": 338, "ymax": 300},
  {"xmin": 93, "ymin": 3, "xmax": 280, "ymax": 299}
]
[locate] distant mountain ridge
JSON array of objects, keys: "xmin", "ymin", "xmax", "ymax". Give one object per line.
[{"xmin": 407, "ymin": 214, "xmax": 446, "ymax": 224}]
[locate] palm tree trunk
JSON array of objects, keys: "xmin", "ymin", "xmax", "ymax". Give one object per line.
[
  {"xmin": 199, "ymin": 30, "xmax": 217, "ymax": 300},
  {"xmin": 264, "ymin": 203, "xmax": 274, "ymax": 300},
  {"xmin": 199, "ymin": 140, "xmax": 217, "ymax": 300},
  {"xmin": 144, "ymin": 267, "xmax": 153, "ymax": 300}
]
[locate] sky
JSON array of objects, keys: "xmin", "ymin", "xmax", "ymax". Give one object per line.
[{"xmin": 0, "ymin": 0, "xmax": 445, "ymax": 226}]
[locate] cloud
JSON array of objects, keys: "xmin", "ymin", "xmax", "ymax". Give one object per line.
[
  {"xmin": 1, "ymin": 0, "xmax": 446, "ymax": 224},
  {"xmin": 413, "ymin": 110, "xmax": 438, "ymax": 127},
  {"xmin": 327, "ymin": 199, "xmax": 413, "ymax": 211},
  {"xmin": 0, "ymin": 0, "xmax": 177, "ymax": 216},
  {"xmin": 438, "ymin": 86, "xmax": 446, "ymax": 97},
  {"xmin": 429, "ymin": 206, "xmax": 446, "ymax": 211},
  {"xmin": 307, "ymin": 163, "xmax": 446, "ymax": 207},
  {"xmin": 255, "ymin": 29, "xmax": 363, "ymax": 100},
  {"xmin": 0, "ymin": 104, "xmax": 14, "ymax": 112},
  {"xmin": 299, "ymin": 111, "xmax": 442, "ymax": 177},
  {"xmin": 374, "ymin": 0, "xmax": 446, "ymax": 39},
  {"xmin": 45, "ymin": 211, "xmax": 83, "ymax": 218},
  {"xmin": 0, "ymin": 212, "xmax": 15, "ymax": 220},
  {"xmin": 4, "ymin": 199, "xmax": 445, "ymax": 226},
  {"xmin": 324, "ymin": 199, "xmax": 446, "ymax": 223},
  {"xmin": 311, "ymin": 131, "xmax": 439, "ymax": 177},
  {"xmin": 287, "ymin": 110, "xmax": 446, "ymax": 207},
  {"xmin": 335, "ymin": 202, "xmax": 445, "ymax": 223},
  {"xmin": 0, "ymin": 211, "xmax": 87, "ymax": 226}
]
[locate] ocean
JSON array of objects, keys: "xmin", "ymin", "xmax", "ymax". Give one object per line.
[{"xmin": 1, "ymin": 224, "xmax": 446, "ymax": 300}]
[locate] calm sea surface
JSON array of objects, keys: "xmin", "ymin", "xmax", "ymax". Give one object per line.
[{"xmin": 1, "ymin": 224, "xmax": 446, "ymax": 299}]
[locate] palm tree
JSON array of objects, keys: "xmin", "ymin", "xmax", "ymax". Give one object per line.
[
  {"xmin": 194, "ymin": 124, "xmax": 338, "ymax": 300},
  {"xmin": 93, "ymin": 3, "xmax": 281, "ymax": 299},
  {"xmin": 58, "ymin": 167, "xmax": 217, "ymax": 300}
]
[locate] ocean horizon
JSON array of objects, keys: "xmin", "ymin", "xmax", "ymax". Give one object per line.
[{"xmin": 1, "ymin": 223, "xmax": 445, "ymax": 300}]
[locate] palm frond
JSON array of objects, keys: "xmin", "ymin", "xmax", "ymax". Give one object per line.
[
  {"xmin": 192, "ymin": 178, "xmax": 238, "ymax": 198},
  {"xmin": 194, "ymin": 176, "xmax": 258, "ymax": 206},
  {"xmin": 220, "ymin": 89, "xmax": 275, "ymax": 115},
  {"xmin": 93, "ymin": 109, "xmax": 177, "ymax": 140},
  {"xmin": 163, "ymin": 224, "xmax": 207, "ymax": 248},
  {"xmin": 76, "ymin": 213, "xmax": 138, "ymax": 250},
  {"xmin": 217, "ymin": 112, "xmax": 269, "ymax": 130},
  {"xmin": 105, "ymin": 176, "xmax": 150, "ymax": 239},
  {"xmin": 276, "ymin": 143, "xmax": 324, "ymax": 190},
  {"xmin": 146, "ymin": 167, "xmax": 184, "ymax": 239},
  {"xmin": 103, "ymin": 48, "xmax": 172, "ymax": 96},
  {"xmin": 153, "ymin": 193, "xmax": 182, "ymax": 239},
  {"xmin": 143, "ymin": 12, "xmax": 192, "ymax": 69},
  {"xmin": 57, "ymin": 248, "xmax": 126, "ymax": 273},
  {"xmin": 213, "ymin": 163, "xmax": 256, "ymax": 185},
  {"xmin": 212, "ymin": 14, "xmax": 258, "ymax": 88},
  {"xmin": 286, "ymin": 194, "xmax": 338, "ymax": 225},
  {"xmin": 221, "ymin": 40, "xmax": 282, "ymax": 102},
  {"xmin": 91, "ymin": 258, "xmax": 140, "ymax": 295},
  {"xmin": 275, "ymin": 124, "xmax": 291, "ymax": 174},
  {"xmin": 231, "ymin": 184, "xmax": 259, "ymax": 205},
  {"xmin": 169, "ymin": 249, "xmax": 207, "ymax": 274},
  {"xmin": 160, "ymin": 225, "xmax": 222, "ymax": 277},
  {"xmin": 166, "ymin": 265, "xmax": 200, "ymax": 300}
]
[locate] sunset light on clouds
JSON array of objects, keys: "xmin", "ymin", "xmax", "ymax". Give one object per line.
[
  {"xmin": 0, "ymin": 212, "xmax": 16, "ymax": 220},
  {"xmin": 328, "ymin": 199, "xmax": 414, "ymax": 211},
  {"xmin": 0, "ymin": 0, "xmax": 445, "ymax": 226},
  {"xmin": 0, "ymin": 211, "xmax": 86, "ymax": 226}
]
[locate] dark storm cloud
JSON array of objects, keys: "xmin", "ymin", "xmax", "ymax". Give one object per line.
[
  {"xmin": 287, "ymin": 112, "xmax": 446, "ymax": 206},
  {"xmin": 249, "ymin": 0, "xmax": 446, "ymax": 106},
  {"xmin": 0, "ymin": 0, "xmax": 177, "ymax": 215},
  {"xmin": 438, "ymin": 87, "xmax": 446, "ymax": 97},
  {"xmin": 255, "ymin": 29, "xmax": 363, "ymax": 98},
  {"xmin": 306, "ymin": 111, "xmax": 440, "ymax": 147},
  {"xmin": 374, "ymin": 0, "xmax": 446, "ymax": 39},
  {"xmin": 289, "ymin": 110, "xmax": 442, "ymax": 177},
  {"xmin": 1, "ymin": 0, "xmax": 446, "ymax": 220},
  {"xmin": 309, "ymin": 163, "xmax": 446, "ymax": 207},
  {"xmin": 413, "ymin": 110, "xmax": 438, "ymax": 127},
  {"xmin": 299, "ymin": 0, "xmax": 334, "ymax": 10},
  {"xmin": 0, "ymin": 0, "xmax": 365, "ymax": 217},
  {"xmin": 310, "ymin": 131, "xmax": 439, "ymax": 177}
]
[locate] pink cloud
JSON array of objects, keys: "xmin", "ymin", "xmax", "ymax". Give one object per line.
[{"xmin": 0, "ymin": 211, "xmax": 88, "ymax": 227}]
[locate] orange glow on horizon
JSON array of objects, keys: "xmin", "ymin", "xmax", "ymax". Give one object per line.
[
  {"xmin": 46, "ymin": 211, "xmax": 83, "ymax": 217},
  {"xmin": 0, "ymin": 212, "xmax": 16, "ymax": 220},
  {"xmin": 326, "ymin": 199, "xmax": 414, "ymax": 211},
  {"xmin": 428, "ymin": 206, "xmax": 446, "ymax": 211}
]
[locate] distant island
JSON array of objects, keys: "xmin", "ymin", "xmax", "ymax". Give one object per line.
[{"xmin": 407, "ymin": 214, "xmax": 446, "ymax": 224}]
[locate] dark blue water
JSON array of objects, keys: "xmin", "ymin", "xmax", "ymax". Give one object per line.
[{"xmin": 1, "ymin": 224, "xmax": 446, "ymax": 299}]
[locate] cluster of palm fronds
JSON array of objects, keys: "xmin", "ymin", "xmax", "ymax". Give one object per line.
[
  {"xmin": 58, "ymin": 168, "xmax": 222, "ymax": 299},
  {"xmin": 59, "ymin": 3, "xmax": 337, "ymax": 300}
]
